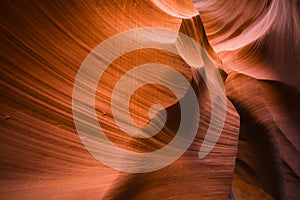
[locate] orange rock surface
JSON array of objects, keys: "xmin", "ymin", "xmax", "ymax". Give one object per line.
[{"xmin": 1, "ymin": 0, "xmax": 299, "ymax": 199}]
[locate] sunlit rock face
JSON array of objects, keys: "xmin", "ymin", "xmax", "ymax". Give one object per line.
[{"xmin": 0, "ymin": 1, "xmax": 299, "ymax": 200}]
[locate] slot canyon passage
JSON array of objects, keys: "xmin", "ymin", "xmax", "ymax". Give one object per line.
[{"xmin": 0, "ymin": 0, "xmax": 300, "ymax": 199}]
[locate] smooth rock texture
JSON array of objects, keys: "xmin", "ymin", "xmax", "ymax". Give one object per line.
[{"xmin": 1, "ymin": 0, "xmax": 299, "ymax": 199}]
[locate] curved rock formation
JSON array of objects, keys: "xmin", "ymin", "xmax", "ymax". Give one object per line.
[{"xmin": 1, "ymin": 0, "xmax": 299, "ymax": 199}]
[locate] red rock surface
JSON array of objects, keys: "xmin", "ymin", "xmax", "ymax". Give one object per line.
[{"xmin": 0, "ymin": 0, "xmax": 299, "ymax": 199}]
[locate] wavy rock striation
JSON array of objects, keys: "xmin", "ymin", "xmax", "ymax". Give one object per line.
[{"xmin": 1, "ymin": 0, "xmax": 299, "ymax": 199}]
